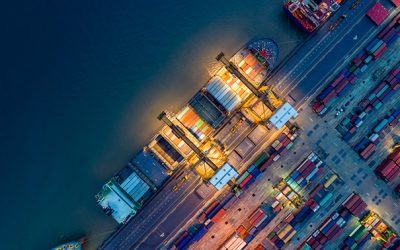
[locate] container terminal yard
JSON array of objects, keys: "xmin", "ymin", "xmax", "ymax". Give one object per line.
[{"xmin": 93, "ymin": 0, "xmax": 400, "ymax": 249}]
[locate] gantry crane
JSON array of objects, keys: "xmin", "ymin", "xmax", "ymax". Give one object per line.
[
  {"xmin": 158, "ymin": 111, "xmax": 219, "ymax": 171},
  {"xmin": 216, "ymin": 52, "xmax": 282, "ymax": 112}
]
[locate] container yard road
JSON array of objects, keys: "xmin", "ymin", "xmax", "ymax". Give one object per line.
[
  {"xmin": 100, "ymin": 0, "xmax": 400, "ymax": 249},
  {"xmin": 270, "ymin": 0, "xmax": 397, "ymax": 108}
]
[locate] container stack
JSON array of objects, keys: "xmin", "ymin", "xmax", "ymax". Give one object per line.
[
  {"xmin": 375, "ymin": 147, "xmax": 400, "ymax": 182},
  {"xmin": 285, "ymin": 152, "xmax": 325, "ymax": 192},
  {"xmin": 290, "ymin": 187, "xmax": 333, "ymax": 226},
  {"xmin": 176, "ymin": 106, "xmax": 213, "ymax": 141},
  {"xmin": 342, "ymin": 224, "xmax": 372, "ymax": 250},
  {"xmin": 342, "ymin": 193, "xmax": 367, "ymax": 217},
  {"xmin": 274, "ymin": 180, "xmax": 301, "ymax": 208},
  {"xmin": 267, "ymin": 214, "xmax": 298, "ymax": 248},
  {"xmin": 245, "ymin": 129, "xmax": 298, "ymax": 174},
  {"xmin": 313, "ymin": 13, "xmax": 400, "ymax": 116},
  {"xmin": 206, "ymin": 76, "xmax": 242, "ymax": 112},
  {"xmin": 242, "ymin": 208, "xmax": 272, "ymax": 242},
  {"xmin": 354, "ymin": 137, "xmax": 376, "ymax": 160},
  {"xmin": 268, "ymin": 223, "xmax": 297, "ymax": 248},
  {"xmin": 299, "ymin": 193, "xmax": 367, "ymax": 249},
  {"xmin": 236, "ymin": 165, "xmax": 259, "ymax": 191},
  {"xmin": 339, "ymin": 62, "xmax": 400, "ymax": 144},
  {"xmin": 222, "ymin": 206, "xmax": 273, "ymax": 249},
  {"xmin": 191, "ymin": 225, "xmax": 208, "ymax": 242},
  {"xmin": 359, "ymin": 63, "xmax": 400, "ymax": 112},
  {"xmin": 361, "ymin": 211, "xmax": 391, "ymax": 240},
  {"xmin": 220, "ymin": 234, "xmax": 247, "ymax": 250},
  {"xmin": 197, "ymin": 200, "xmax": 226, "ymax": 229},
  {"xmin": 237, "ymin": 52, "xmax": 267, "ymax": 83},
  {"xmin": 353, "ymin": 107, "xmax": 400, "ymax": 160},
  {"xmin": 172, "ymin": 231, "xmax": 192, "ymax": 250}
]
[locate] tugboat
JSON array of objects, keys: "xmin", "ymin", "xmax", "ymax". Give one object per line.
[{"xmin": 51, "ymin": 238, "xmax": 86, "ymax": 250}]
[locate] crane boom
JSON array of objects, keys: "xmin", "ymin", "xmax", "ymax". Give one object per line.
[
  {"xmin": 158, "ymin": 111, "xmax": 219, "ymax": 171},
  {"xmin": 216, "ymin": 52, "xmax": 277, "ymax": 111}
]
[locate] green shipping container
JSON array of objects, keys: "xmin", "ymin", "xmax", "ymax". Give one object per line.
[
  {"xmin": 237, "ymin": 171, "xmax": 250, "ymax": 184},
  {"xmin": 370, "ymin": 40, "xmax": 384, "ymax": 53},
  {"xmin": 319, "ymin": 192, "xmax": 333, "ymax": 206},
  {"xmin": 254, "ymin": 152, "xmax": 268, "ymax": 167},
  {"xmin": 374, "ymin": 101, "xmax": 383, "ymax": 110},
  {"xmin": 350, "ymin": 225, "xmax": 362, "ymax": 237},
  {"xmin": 368, "ymin": 93, "xmax": 376, "ymax": 101},
  {"xmin": 341, "ymin": 117, "xmax": 351, "ymax": 126},
  {"xmin": 364, "ymin": 55, "xmax": 373, "ymax": 63},
  {"xmin": 376, "ymin": 84, "xmax": 389, "ymax": 97},
  {"xmin": 354, "ymin": 227, "xmax": 368, "ymax": 241}
]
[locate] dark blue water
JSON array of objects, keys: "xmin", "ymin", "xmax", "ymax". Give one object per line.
[{"xmin": 1, "ymin": 1, "xmax": 303, "ymax": 249}]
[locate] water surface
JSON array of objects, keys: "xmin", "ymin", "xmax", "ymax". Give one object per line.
[{"xmin": 0, "ymin": 0, "xmax": 304, "ymax": 249}]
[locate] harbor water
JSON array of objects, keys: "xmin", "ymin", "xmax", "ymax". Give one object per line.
[{"xmin": 0, "ymin": 0, "xmax": 304, "ymax": 249}]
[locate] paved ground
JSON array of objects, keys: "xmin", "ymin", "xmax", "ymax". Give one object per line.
[
  {"xmin": 99, "ymin": 171, "xmax": 204, "ymax": 250},
  {"xmin": 99, "ymin": 0, "xmax": 400, "ymax": 249},
  {"xmin": 270, "ymin": 0, "xmax": 397, "ymax": 107}
]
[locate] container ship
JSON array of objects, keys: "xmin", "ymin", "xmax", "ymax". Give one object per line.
[
  {"xmin": 283, "ymin": 0, "xmax": 342, "ymax": 33},
  {"xmin": 95, "ymin": 38, "xmax": 286, "ymax": 224}
]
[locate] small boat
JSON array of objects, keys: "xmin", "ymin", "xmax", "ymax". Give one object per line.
[{"xmin": 51, "ymin": 238, "xmax": 86, "ymax": 250}]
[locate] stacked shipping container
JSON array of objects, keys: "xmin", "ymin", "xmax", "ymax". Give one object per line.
[
  {"xmin": 176, "ymin": 106, "xmax": 213, "ymax": 141},
  {"xmin": 235, "ymin": 129, "xmax": 299, "ymax": 194},
  {"xmin": 313, "ymin": 13, "xmax": 400, "ymax": 116},
  {"xmin": 361, "ymin": 211, "xmax": 393, "ymax": 241},
  {"xmin": 299, "ymin": 193, "xmax": 367, "ymax": 249},
  {"xmin": 169, "ymin": 128, "xmax": 299, "ymax": 249},
  {"xmin": 221, "ymin": 205, "xmax": 274, "ymax": 250},
  {"xmin": 342, "ymin": 224, "xmax": 372, "ymax": 250},
  {"xmin": 267, "ymin": 218, "xmax": 298, "ymax": 248},
  {"xmin": 285, "ymin": 152, "xmax": 325, "ymax": 192},
  {"xmin": 340, "ymin": 62, "xmax": 400, "ymax": 143},
  {"xmin": 354, "ymin": 108, "xmax": 400, "ymax": 160},
  {"xmin": 375, "ymin": 146, "xmax": 400, "ymax": 182},
  {"xmin": 290, "ymin": 185, "xmax": 333, "ymax": 226}
]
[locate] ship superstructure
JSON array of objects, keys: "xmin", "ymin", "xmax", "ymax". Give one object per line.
[{"xmin": 284, "ymin": 0, "xmax": 342, "ymax": 33}]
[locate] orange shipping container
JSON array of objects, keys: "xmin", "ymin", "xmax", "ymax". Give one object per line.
[{"xmin": 211, "ymin": 208, "xmax": 226, "ymax": 222}]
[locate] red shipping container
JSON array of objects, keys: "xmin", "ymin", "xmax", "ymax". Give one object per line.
[
  {"xmin": 322, "ymin": 90, "xmax": 337, "ymax": 105},
  {"xmin": 335, "ymin": 79, "xmax": 350, "ymax": 94},
  {"xmin": 330, "ymin": 227, "xmax": 343, "ymax": 241},
  {"xmin": 309, "ymin": 184, "xmax": 323, "ymax": 198},
  {"xmin": 313, "ymin": 102, "xmax": 325, "ymax": 113},
  {"xmin": 378, "ymin": 25, "xmax": 393, "ymax": 39},
  {"xmin": 373, "ymin": 82, "xmax": 387, "ymax": 93},
  {"xmin": 239, "ymin": 174, "xmax": 253, "ymax": 188},
  {"xmin": 331, "ymin": 74, "xmax": 345, "ymax": 87},
  {"xmin": 211, "ymin": 208, "xmax": 226, "ymax": 222},
  {"xmin": 205, "ymin": 201, "xmax": 220, "ymax": 215},
  {"xmin": 259, "ymin": 157, "xmax": 274, "ymax": 172},
  {"xmin": 378, "ymin": 88, "xmax": 392, "ymax": 101},
  {"xmin": 343, "ymin": 194, "xmax": 358, "ymax": 210},
  {"xmin": 298, "ymin": 160, "xmax": 312, "ymax": 173},
  {"xmin": 386, "ymin": 166, "xmax": 400, "ymax": 182}
]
